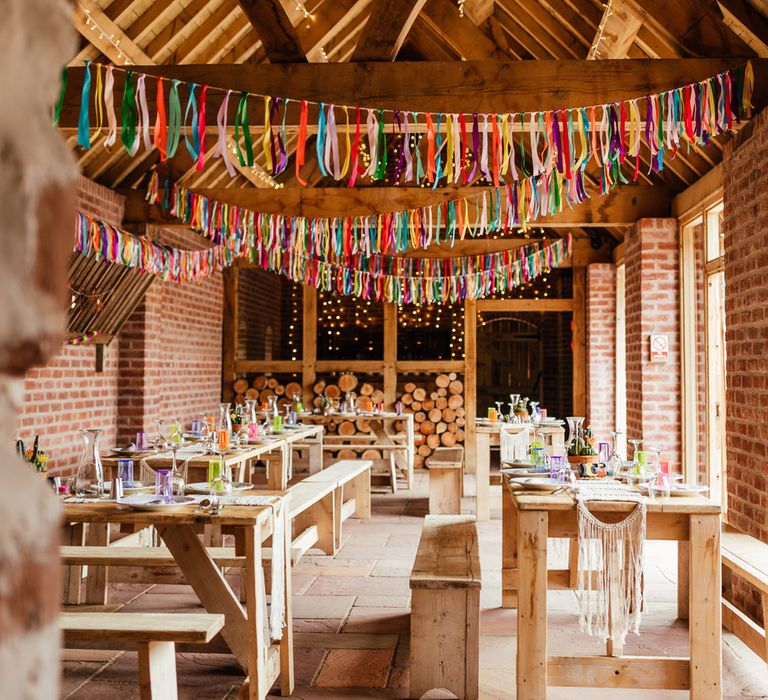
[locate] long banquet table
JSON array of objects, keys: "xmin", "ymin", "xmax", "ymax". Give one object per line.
[
  {"xmin": 502, "ymin": 476, "xmax": 721, "ymax": 698},
  {"xmin": 61, "ymin": 497, "xmax": 294, "ymax": 700}
]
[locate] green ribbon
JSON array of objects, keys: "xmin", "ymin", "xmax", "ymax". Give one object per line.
[
  {"xmin": 120, "ymin": 71, "xmax": 137, "ymax": 154},
  {"xmin": 234, "ymin": 92, "xmax": 254, "ymax": 166},
  {"xmin": 77, "ymin": 62, "xmax": 91, "ymax": 149},
  {"xmin": 53, "ymin": 66, "xmax": 68, "ymax": 126},
  {"xmin": 373, "ymin": 109, "xmax": 387, "ymax": 180},
  {"xmin": 166, "ymin": 80, "xmax": 182, "ymax": 158}
]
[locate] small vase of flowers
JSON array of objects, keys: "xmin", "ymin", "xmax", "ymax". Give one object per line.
[{"xmin": 16, "ymin": 435, "xmax": 48, "ymax": 472}]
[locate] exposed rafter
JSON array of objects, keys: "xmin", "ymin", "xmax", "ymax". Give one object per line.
[
  {"xmin": 121, "ymin": 184, "xmax": 673, "ymax": 228},
  {"xmin": 237, "ymin": 0, "xmax": 308, "ymax": 62},
  {"xmin": 351, "ymin": 0, "xmax": 427, "ymax": 60},
  {"xmin": 71, "ymin": 0, "xmax": 152, "ymax": 66},
  {"xmin": 588, "ymin": 0, "xmax": 642, "ymax": 60},
  {"xmin": 716, "ymin": 0, "xmax": 768, "ymax": 57}
]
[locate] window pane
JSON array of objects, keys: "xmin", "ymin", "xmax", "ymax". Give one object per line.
[
  {"xmin": 706, "ymin": 203, "xmax": 724, "ymax": 262},
  {"xmin": 237, "ymin": 268, "xmax": 302, "ymax": 361}
]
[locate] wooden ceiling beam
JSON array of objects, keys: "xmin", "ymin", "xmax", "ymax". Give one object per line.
[
  {"xmin": 122, "ymin": 183, "xmax": 672, "ymax": 227},
  {"xmin": 588, "ymin": 0, "xmax": 642, "ymax": 59},
  {"xmin": 716, "ymin": 0, "xmax": 768, "ymax": 57},
  {"xmin": 625, "ymin": 0, "xmax": 753, "ymax": 57},
  {"xmin": 498, "ymin": 0, "xmax": 588, "ymax": 59},
  {"xmin": 71, "ymin": 0, "xmax": 153, "ymax": 66},
  {"xmin": 58, "ymin": 58, "xmax": 768, "ymax": 127},
  {"xmin": 237, "ymin": 0, "xmax": 308, "ymax": 62},
  {"xmin": 351, "ymin": 0, "xmax": 427, "ymax": 61},
  {"xmin": 420, "ymin": 0, "xmax": 507, "ymax": 60}
]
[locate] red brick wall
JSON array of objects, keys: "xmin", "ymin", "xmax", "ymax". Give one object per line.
[
  {"xmin": 16, "ymin": 179, "xmax": 223, "ymax": 472},
  {"xmin": 723, "ymin": 109, "xmax": 768, "ymax": 572},
  {"xmin": 624, "ymin": 218, "xmax": 681, "ymax": 467},
  {"xmin": 586, "ymin": 263, "xmax": 616, "ymax": 439},
  {"xmin": 115, "ymin": 225, "xmax": 223, "ymax": 442},
  {"xmin": 15, "ymin": 178, "xmax": 124, "ymax": 473}
]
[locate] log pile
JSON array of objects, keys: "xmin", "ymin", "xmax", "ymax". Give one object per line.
[
  {"xmin": 313, "ymin": 374, "xmax": 386, "ymax": 457},
  {"xmin": 399, "ymin": 373, "xmax": 465, "ymax": 468},
  {"xmin": 231, "ymin": 375, "xmax": 302, "ymax": 411}
]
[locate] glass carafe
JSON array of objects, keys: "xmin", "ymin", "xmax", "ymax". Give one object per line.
[
  {"xmin": 75, "ymin": 429, "xmax": 105, "ymax": 497},
  {"xmin": 565, "ymin": 416, "xmax": 585, "ymax": 452},
  {"xmin": 217, "ymin": 402, "xmax": 233, "ymax": 451},
  {"xmin": 245, "ymin": 399, "xmax": 260, "ymax": 441}
]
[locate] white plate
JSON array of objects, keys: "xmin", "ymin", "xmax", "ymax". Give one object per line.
[
  {"xmin": 111, "ymin": 446, "xmax": 139, "ymax": 455},
  {"xmin": 186, "ymin": 482, "xmax": 254, "ymax": 494},
  {"xmin": 638, "ymin": 483, "xmax": 709, "ymax": 497},
  {"xmin": 501, "ymin": 467, "xmax": 549, "ymax": 477},
  {"xmin": 118, "ymin": 494, "xmax": 196, "ymax": 511},
  {"xmin": 510, "ymin": 477, "xmax": 563, "ymax": 492}
]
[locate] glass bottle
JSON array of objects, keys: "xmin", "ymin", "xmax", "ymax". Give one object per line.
[
  {"xmin": 217, "ymin": 402, "xmax": 232, "ymax": 451},
  {"xmin": 170, "ymin": 416, "xmax": 184, "ymax": 444},
  {"xmin": 75, "ymin": 429, "xmax": 105, "ymax": 497}
]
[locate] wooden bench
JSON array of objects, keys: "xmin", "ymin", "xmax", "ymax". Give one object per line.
[
  {"xmin": 323, "ymin": 437, "xmax": 405, "ymax": 493},
  {"xmin": 61, "ymin": 612, "xmax": 224, "ymax": 699},
  {"xmin": 721, "ymin": 525, "xmax": 768, "ymax": 664},
  {"xmin": 410, "ymin": 514, "xmax": 481, "ymax": 700},
  {"xmin": 425, "ymin": 446, "xmax": 464, "ymax": 515},
  {"xmin": 302, "ymin": 459, "xmax": 372, "ymax": 548}
]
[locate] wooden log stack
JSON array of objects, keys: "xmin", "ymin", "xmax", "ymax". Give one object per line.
[
  {"xmin": 231, "ymin": 375, "xmax": 302, "ymax": 412},
  {"xmin": 399, "ymin": 373, "xmax": 465, "ymax": 468}
]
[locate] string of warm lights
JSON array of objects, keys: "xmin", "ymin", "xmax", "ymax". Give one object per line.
[
  {"xmin": 79, "ymin": 3, "xmax": 132, "ymax": 66},
  {"xmin": 589, "ymin": 0, "xmax": 614, "ymax": 60},
  {"xmin": 288, "ymin": 285, "xmax": 300, "ymax": 361}
]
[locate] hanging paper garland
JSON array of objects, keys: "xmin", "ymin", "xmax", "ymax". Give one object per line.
[
  {"xmin": 67, "ymin": 61, "xmax": 754, "ymax": 192},
  {"xmin": 66, "ymin": 330, "xmax": 102, "ymax": 345},
  {"xmin": 148, "ymin": 173, "xmax": 574, "ymax": 257},
  {"xmin": 73, "ymin": 208, "xmax": 571, "ymax": 303},
  {"xmin": 74, "ymin": 212, "xmax": 232, "ymax": 283}
]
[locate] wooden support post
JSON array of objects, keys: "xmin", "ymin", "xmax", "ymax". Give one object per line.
[
  {"xmin": 501, "ymin": 483, "xmax": 518, "ymax": 608},
  {"xmin": 301, "ymin": 286, "xmax": 317, "ymax": 410},
  {"xmin": 677, "ymin": 540, "xmax": 689, "ymax": 620},
  {"xmin": 383, "ymin": 303, "xmax": 397, "ymax": 411},
  {"xmin": 84, "ymin": 523, "xmax": 109, "ymax": 605},
  {"xmin": 137, "ymin": 641, "xmax": 178, "ymax": 700},
  {"xmin": 572, "ymin": 267, "xmax": 587, "ymax": 416},
  {"xmin": 222, "ymin": 268, "xmax": 238, "ymax": 403},
  {"xmin": 688, "ymin": 515, "xmax": 721, "ymax": 698},
  {"xmin": 464, "ymin": 298, "xmax": 477, "ymax": 475},
  {"xmin": 475, "ymin": 430, "xmax": 490, "ymax": 521}
]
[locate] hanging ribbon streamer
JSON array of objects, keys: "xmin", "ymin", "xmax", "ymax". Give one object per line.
[
  {"xmin": 166, "ymin": 80, "xmax": 182, "ymax": 158},
  {"xmin": 53, "ymin": 67, "xmax": 68, "ymax": 126},
  {"xmin": 76, "ymin": 62, "xmax": 91, "ymax": 148},
  {"xmin": 213, "ymin": 90, "xmax": 236, "ymax": 176}
]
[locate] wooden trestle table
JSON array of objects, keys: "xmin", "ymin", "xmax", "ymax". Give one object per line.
[
  {"xmin": 474, "ymin": 420, "xmax": 565, "ymax": 521},
  {"xmin": 502, "ymin": 476, "xmax": 722, "ymax": 698},
  {"xmin": 61, "ymin": 499, "xmax": 293, "ymax": 700}
]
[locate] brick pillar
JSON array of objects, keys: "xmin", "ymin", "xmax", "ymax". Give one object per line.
[
  {"xmin": 624, "ymin": 219, "xmax": 681, "ymax": 466},
  {"xmin": 586, "ymin": 263, "xmax": 616, "ymax": 438}
]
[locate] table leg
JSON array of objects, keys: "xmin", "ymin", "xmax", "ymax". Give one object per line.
[
  {"xmin": 158, "ymin": 525, "xmax": 250, "ymax": 670},
  {"xmin": 689, "ymin": 514, "xmax": 721, "ymax": 698},
  {"xmin": 276, "ymin": 514, "xmax": 294, "ymax": 696},
  {"xmin": 267, "ymin": 445, "xmax": 289, "ymax": 490},
  {"xmin": 62, "ymin": 522, "xmax": 85, "ymax": 605},
  {"xmin": 501, "ymin": 482, "xmax": 518, "ymax": 608},
  {"xmin": 138, "ymin": 640, "xmax": 178, "ymax": 700},
  {"xmin": 475, "ymin": 432, "xmax": 490, "ymax": 521},
  {"xmin": 517, "ymin": 509, "xmax": 548, "ymax": 699},
  {"xmin": 308, "ymin": 436, "xmax": 323, "ymax": 474},
  {"xmin": 85, "ymin": 522, "xmax": 109, "ymax": 605},
  {"xmin": 677, "ymin": 540, "xmax": 689, "ymax": 620}
]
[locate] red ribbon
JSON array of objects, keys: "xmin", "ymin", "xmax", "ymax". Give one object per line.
[
  {"xmin": 426, "ymin": 113, "xmax": 436, "ymax": 183},
  {"xmin": 196, "ymin": 85, "xmax": 207, "ymax": 172},
  {"xmin": 154, "ymin": 77, "xmax": 167, "ymax": 161},
  {"xmin": 296, "ymin": 100, "xmax": 309, "ymax": 186}
]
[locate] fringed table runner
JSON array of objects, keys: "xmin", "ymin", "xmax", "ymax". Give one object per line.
[
  {"xmin": 574, "ymin": 480, "xmax": 646, "ymax": 646},
  {"xmin": 500, "ymin": 427, "xmax": 531, "ymax": 464}
]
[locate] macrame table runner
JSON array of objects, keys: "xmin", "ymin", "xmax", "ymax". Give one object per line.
[{"xmin": 574, "ymin": 480, "xmax": 646, "ymax": 646}]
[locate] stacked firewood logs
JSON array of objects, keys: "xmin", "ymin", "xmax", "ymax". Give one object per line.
[
  {"xmin": 399, "ymin": 373, "xmax": 465, "ymax": 468},
  {"xmin": 313, "ymin": 374, "xmax": 386, "ymax": 459},
  {"xmin": 231, "ymin": 375, "xmax": 302, "ymax": 411}
]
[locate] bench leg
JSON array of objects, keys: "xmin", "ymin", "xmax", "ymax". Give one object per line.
[
  {"xmin": 85, "ymin": 523, "xmax": 109, "ymax": 605},
  {"xmin": 677, "ymin": 540, "xmax": 689, "ymax": 620},
  {"xmin": 347, "ymin": 472, "xmax": 371, "ymax": 519},
  {"xmin": 389, "ymin": 453, "xmax": 398, "ymax": 494},
  {"xmin": 138, "ymin": 641, "xmax": 178, "ymax": 700},
  {"xmin": 501, "ymin": 483, "xmax": 518, "ymax": 608},
  {"xmin": 428, "ymin": 468, "xmax": 461, "ymax": 515},
  {"xmin": 294, "ymin": 493, "xmax": 336, "ymax": 555}
]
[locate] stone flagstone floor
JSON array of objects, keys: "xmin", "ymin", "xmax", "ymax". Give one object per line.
[{"xmin": 62, "ymin": 472, "xmax": 768, "ymax": 699}]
